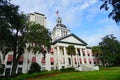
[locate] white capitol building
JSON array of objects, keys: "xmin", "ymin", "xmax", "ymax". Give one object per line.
[{"xmin": 0, "ymin": 12, "xmax": 99, "ymax": 76}]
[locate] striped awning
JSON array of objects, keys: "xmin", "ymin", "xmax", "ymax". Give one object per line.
[
  {"xmin": 50, "ymin": 57, "xmax": 54, "ymax": 63},
  {"xmin": 87, "ymin": 51, "xmax": 90, "ymax": 55},
  {"xmin": 80, "ymin": 58, "xmax": 82, "ymax": 63},
  {"xmin": 7, "ymin": 55, "xmax": 13, "ymax": 62},
  {"xmin": 50, "ymin": 48, "xmax": 54, "ymax": 53},
  {"xmin": 41, "ymin": 57, "xmax": 45, "ymax": 63},
  {"xmin": 89, "ymin": 58, "xmax": 91, "ymax": 62},
  {"xmin": 32, "ymin": 57, "xmax": 36, "ymax": 63},
  {"xmin": 93, "ymin": 58, "xmax": 97, "ymax": 62},
  {"xmin": 84, "ymin": 58, "xmax": 86, "ymax": 63},
  {"xmin": 19, "ymin": 56, "xmax": 24, "ymax": 62},
  {"xmin": 74, "ymin": 58, "xmax": 76, "ymax": 62}
]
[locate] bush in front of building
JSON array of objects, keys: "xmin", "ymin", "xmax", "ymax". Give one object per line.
[
  {"xmin": 60, "ymin": 67, "xmax": 77, "ymax": 72},
  {"xmin": 28, "ymin": 62, "xmax": 41, "ymax": 74},
  {"xmin": 0, "ymin": 64, "xmax": 5, "ymax": 75},
  {"xmin": 1, "ymin": 70, "xmax": 60, "ymax": 80}
]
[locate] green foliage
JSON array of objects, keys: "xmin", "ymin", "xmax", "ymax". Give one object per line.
[
  {"xmin": 60, "ymin": 67, "xmax": 77, "ymax": 72},
  {"xmin": 100, "ymin": 0, "xmax": 120, "ymax": 23},
  {"xmin": 26, "ymin": 23, "xmax": 51, "ymax": 54},
  {"xmin": 0, "ymin": 57, "xmax": 5, "ymax": 75},
  {"xmin": 100, "ymin": 66, "xmax": 120, "ymax": 70},
  {"xmin": 92, "ymin": 46, "xmax": 102, "ymax": 56},
  {"xmin": 0, "ymin": 0, "xmax": 51, "ymax": 76},
  {"xmin": 67, "ymin": 45, "xmax": 76, "ymax": 56},
  {"xmin": 67, "ymin": 45, "xmax": 76, "ymax": 67},
  {"xmin": 1, "ymin": 71, "xmax": 60, "ymax": 80},
  {"xmin": 28, "ymin": 62, "xmax": 41, "ymax": 73},
  {"xmin": 99, "ymin": 34, "xmax": 120, "ymax": 66}
]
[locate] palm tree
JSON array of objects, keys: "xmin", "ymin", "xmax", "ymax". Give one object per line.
[{"xmin": 67, "ymin": 45, "xmax": 76, "ymax": 67}]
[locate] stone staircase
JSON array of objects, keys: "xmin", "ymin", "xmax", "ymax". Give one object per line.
[{"xmin": 75, "ymin": 65, "xmax": 99, "ymax": 71}]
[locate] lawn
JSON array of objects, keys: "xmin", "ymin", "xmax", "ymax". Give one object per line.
[{"xmin": 31, "ymin": 70, "xmax": 120, "ymax": 80}]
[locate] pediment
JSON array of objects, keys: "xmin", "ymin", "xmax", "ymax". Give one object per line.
[{"xmin": 53, "ymin": 34, "xmax": 87, "ymax": 46}]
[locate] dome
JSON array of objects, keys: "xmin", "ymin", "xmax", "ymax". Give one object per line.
[{"xmin": 53, "ymin": 17, "xmax": 67, "ymax": 30}]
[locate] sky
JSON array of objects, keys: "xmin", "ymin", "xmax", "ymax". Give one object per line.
[{"xmin": 10, "ymin": 0, "xmax": 120, "ymax": 46}]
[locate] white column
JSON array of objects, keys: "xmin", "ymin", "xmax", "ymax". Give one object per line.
[
  {"xmin": 75, "ymin": 48, "xmax": 79, "ymax": 67},
  {"xmin": 63, "ymin": 47, "xmax": 67, "ymax": 68},
  {"xmin": 80, "ymin": 49, "xmax": 84, "ymax": 65},
  {"xmin": 57, "ymin": 46, "xmax": 61, "ymax": 69},
  {"xmin": 85, "ymin": 50, "xmax": 89, "ymax": 65}
]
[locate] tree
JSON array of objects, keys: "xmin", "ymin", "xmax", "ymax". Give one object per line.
[
  {"xmin": 25, "ymin": 23, "xmax": 51, "ymax": 58},
  {"xmin": 0, "ymin": 0, "xmax": 51, "ymax": 76},
  {"xmin": 100, "ymin": 0, "xmax": 120, "ymax": 23},
  {"xmin": 99, "ymin": 34, "xmax": 120, "ymax": 66},
  {"xmin": 0, "ymin": 56, "xmax": 5, "ymax": 75},
  {"xmin": 92, "ymin": 46, "xmax": 102, "ymax": 56},
  {"xmin": 67, "ymin": 45, "xmax": 76, "ymax": 67}
]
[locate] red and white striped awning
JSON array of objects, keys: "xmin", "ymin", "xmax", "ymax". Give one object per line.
[
  {"xmin": 19, "ymin": 56, "xmax": 24, "ymax": 62},
  {"xmin": 84, "ymin": 58, "xmax": 86, "ymax": 63},
  {"xmin": 7, "ymin": 55, "xmax": 13, "ymax": 62},
  {"xmin": 41, "ymin": 57, "xmax": 45, "ymax": 63},
  {"xmin": 50, "ymin": 57, "xmax": 54, "ymax": 63},
  {"xmin": 87, "ymin": 51, "xmax": 90, "ymax": 55},
  {"xmin": 80, "ymin": 58, "xmax": 82, "ymax": 63},
  {"xmin": 50, "ymin": 48, "xmax": 54, "ymax": 53},
  {"xmin": 32, "ymin": 57, "xmax": 36, "ymax": 63},
  {"xmin": 74, "ymin": 58, "xmax": 76, "ymax": 63},
  {"xmin": 93, "ymin": 58, "xmax": 97, "ymax": 62},
  {"xmin": 89, "ymin": 58, "xmax": 91, "ymax": 62}
]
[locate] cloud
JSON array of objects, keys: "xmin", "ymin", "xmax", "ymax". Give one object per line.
[
  {"xmin": 81, "ymin": 24, "xmax": 120, "ymax": 46},
  {"xmin": 10, "ymin": 0, "xmax": 120, "ymax": 47}
]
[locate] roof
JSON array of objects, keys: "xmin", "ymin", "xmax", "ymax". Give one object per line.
[
  {"xmin": 29, "ymin": 12, "xmax": 45, "ymax": 16},
  {"xmin": 52, "ymin": 33, "xmax": 87, "ymax": 46},
  {"xmin": 53, "ymin": 23, "xmax": 67, "ymax": 30}
]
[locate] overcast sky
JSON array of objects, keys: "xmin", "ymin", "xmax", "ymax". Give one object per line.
[{"xmin": 10, "ymin": 0, "xmax": 120, "ymax": 46}]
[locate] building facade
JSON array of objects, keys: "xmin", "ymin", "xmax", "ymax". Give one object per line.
[
  {"xmin": 0, "ymin": 13, "xmax": 99, "ymax": 76},
  {"xmin": 29, "ymin": 12, "xmax": 47, "ymax": 27}
]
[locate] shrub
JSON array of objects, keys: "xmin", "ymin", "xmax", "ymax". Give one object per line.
[
  {"xmin": 60, "ymin": 67, "xmax": 76, "ymax": 72},
  {"xmin": 28, "ymin": 62, "xmax": 41, "ymax": 73},
  {"xmin": 0, "ymin": 64, "xmax": 5, "ymax": 75}
]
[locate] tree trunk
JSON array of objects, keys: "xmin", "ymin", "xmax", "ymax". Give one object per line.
[
  {"xmin": 11, "ymin": 60, "xmax": 18, "ymax": 76},
  {"xmin": 71, "ymin": 55, "xmax": 73, "ymax": 67}
]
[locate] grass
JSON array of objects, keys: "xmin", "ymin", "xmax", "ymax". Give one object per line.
[
  {"xmin": 2, "ymin": 67, "xmax": 120, "ymax": 80},
  {"xmin": 33, "ymin": 70, "xmax": 120, "ymax": 80}
]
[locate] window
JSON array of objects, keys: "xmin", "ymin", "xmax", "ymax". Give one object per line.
[
  {"xmin": 50, "ymin": 57, "xmax": 54, "ymax": 65},
  {"xmin": 41, "ymin": 63, "xmax": 45, "ymax": 66},
  {"xmin": 51, "ymin": 62, "xmax": 54, "ymax": 65},
  {"xmin": 5, "ymin": 68, "xmax": 11, "ymax": 76},
  {"xmin": 68, "ymin": 58, "xmax": 71, "ymax": 65},
  {"xmin": 18, "ymin": 62, "xmax": 23, "ymax": 65},
  {"xmin": 41, "ymin": 67, "xmax": 45, "ymax": 70},
  {"xmin": 17, "ymin": 68, "xmax": 22, "ymax": 74},
  {"xmin": 62, "ymin": 66, "xmax": 65, "ymax": 69},
  {"xmin": 83, "ymin": 53, "xmax": 85, "ymax": 56},
  {"xmin": 7, "ymin": 61, "xmax": 12, "ymax": 65},
  {"xmin": 51, "ymin": 67, "xmax": 54, "ymax": 70}
]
